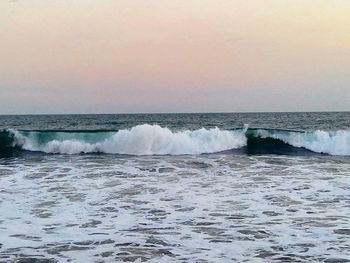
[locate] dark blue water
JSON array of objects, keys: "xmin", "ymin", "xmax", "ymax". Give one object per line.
[{"xmin": 0, "ymin": 112, "xmax": 349, "ymax": 131}]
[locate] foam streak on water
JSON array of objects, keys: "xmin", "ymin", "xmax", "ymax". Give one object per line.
[{"xmin": 0, "ymin": 154, "xmax": 350, "ymax": 262}]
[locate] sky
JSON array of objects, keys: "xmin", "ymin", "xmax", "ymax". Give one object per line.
[{"xmin": 0, "ymin": 0, "xmax": 349, "ymax": 114}]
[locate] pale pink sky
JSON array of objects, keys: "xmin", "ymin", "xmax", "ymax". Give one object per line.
[{"xmin": 0, "ymin": 0, "xmax": 349, "ymax": 114}]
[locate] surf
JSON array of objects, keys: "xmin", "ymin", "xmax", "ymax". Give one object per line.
[
  {"xmin": 0, "ymin": 125, "xmax": 349, "ymax": 157},
  {"xmin": 5, "ymin": 124, "xmax": 247, "ymax": 155}
]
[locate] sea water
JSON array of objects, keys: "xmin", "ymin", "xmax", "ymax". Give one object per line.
[{"xmin": 0, "ymin": 112, "xmax": 349, "ymax": 262}]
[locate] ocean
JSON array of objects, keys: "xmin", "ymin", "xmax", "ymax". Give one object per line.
[{"xmin": 0, "ymin": 112, "xmax": 349, "ymax": 262}]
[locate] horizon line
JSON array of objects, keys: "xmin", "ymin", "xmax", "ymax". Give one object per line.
[{"xmin": 0, "ymin": 110, "xmax": 349, "ymax": 116}]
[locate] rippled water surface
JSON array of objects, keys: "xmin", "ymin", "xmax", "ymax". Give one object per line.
[
  {"xmin": 1, "ymin": 153, "xmax": 350, "ymax": 262},
  {"xmin": 1, "ymin": 112, "xmax": 349, "ymax": 131}
]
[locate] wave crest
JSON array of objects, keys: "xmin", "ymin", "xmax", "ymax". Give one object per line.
[{"xmin": 12, "ymin": 124, "xmax": 247, "ymax": 155}]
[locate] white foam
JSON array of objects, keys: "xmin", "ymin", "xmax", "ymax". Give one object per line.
[{"xmin": 12, "ymin": 125, "xmax": 247, "ymax": 155}]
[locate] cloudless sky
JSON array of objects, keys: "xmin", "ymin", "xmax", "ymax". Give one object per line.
[{"xmin": 0, "ymin": 0, "xmax": 349, "ymax": 114}]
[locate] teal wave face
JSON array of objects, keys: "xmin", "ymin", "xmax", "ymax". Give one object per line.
[{"xmin": 19, "ymin": 130, "xmax": 115, "ymax": 145}]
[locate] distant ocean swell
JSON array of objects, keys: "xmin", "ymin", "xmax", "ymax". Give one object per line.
[{"xmin": 0, "ymin": 124, "xmax": 349, "ymax": 157}]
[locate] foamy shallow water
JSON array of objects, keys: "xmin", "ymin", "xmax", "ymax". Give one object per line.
[{"xmin": 0, "ymin": 154, "xmax": 350, "ymax": 262}]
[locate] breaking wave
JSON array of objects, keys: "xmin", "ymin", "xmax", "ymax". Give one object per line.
[
  {"xmin": 5, "ymin": 124, "xmax": 246, "ymax": 156},
  {"xmin": 0, "ymin": 124, "xmax": 349, "ymax": 157},
  {"xmin": 250, "ymin": 129, "xmax": 350, "ymax": 156}
]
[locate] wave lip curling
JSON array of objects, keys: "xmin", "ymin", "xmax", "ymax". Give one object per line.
[{"xmin": 255, "ymin": 129, "xmax": 350, "ymax": 156}]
